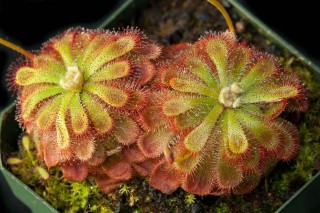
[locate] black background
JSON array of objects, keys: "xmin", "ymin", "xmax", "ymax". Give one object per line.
[
  {"xmin": 242, "ymin": 0, "xmax": 319, "ymax": 63},
  {"xmin": 0, "ymin": 0, "xmax": 319, "ymax": 110}
]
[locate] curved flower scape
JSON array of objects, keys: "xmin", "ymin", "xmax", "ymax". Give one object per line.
[
  {"xmin": 139, "ymin": 32, "xmax": 308, "ymax": 195},
  {"xmin": 14, "ymin": 28, "xmax": 161, "ymax": 181}
]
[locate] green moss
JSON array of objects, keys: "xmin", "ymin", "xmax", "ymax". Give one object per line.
[
  {"xmin": 185, "ymin": 194, "xmax": 196, "ymax": 204},
  {"xmin": 212, "ymin": 202, "xmax": 229, "ymax": 213},
  {"xmin": 8, "ymin": 135, "xmax": 115, "ymax": 213},
  {"xmin": 119, "ymin": 183, "xmax": 130, "ymax": 195}
]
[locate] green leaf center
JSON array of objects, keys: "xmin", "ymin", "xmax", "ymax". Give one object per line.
[
  {"xmin": 218, "ymin": 82, "xmax": 243, "ymax": 108},
  {"xmin": 59, "ymin": 65, "xmax": 84, "ymax": 92}
]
